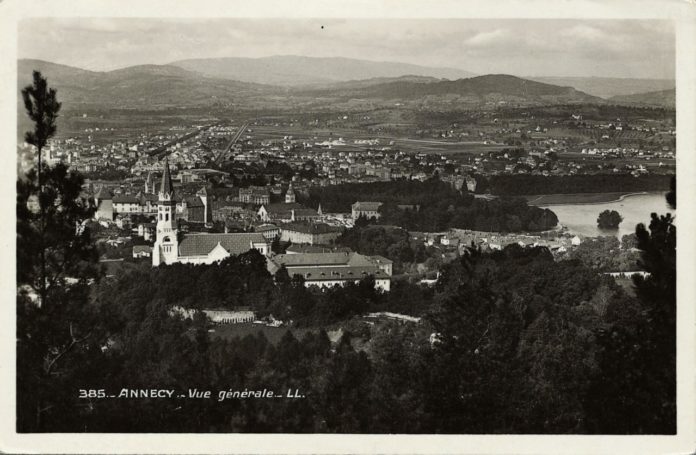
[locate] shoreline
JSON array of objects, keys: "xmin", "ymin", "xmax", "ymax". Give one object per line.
[{"xmin": 527, "ymin": 191, "xmax": 653, "ymax": 207}]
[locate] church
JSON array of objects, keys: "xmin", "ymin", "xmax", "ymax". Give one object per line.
[{"xmin": 152, "ymin": 159, "xmax": 270, "ymax": 266}]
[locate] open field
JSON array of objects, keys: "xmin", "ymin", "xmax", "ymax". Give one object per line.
[{"xmin": 248, "ymin": 124, "xmax": 505, "ymax": 155}]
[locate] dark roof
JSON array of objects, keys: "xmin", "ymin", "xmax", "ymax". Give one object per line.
[
  {"xmin": 178, "ymin": 233, "xmax": 268, "ymax": 257},
  {"xmin": 352, "ymin": 201, "xmax": 383, "ymax": 211},
  {"xmin": 263, "ymin": 202, "xmax": 305, "ymax": 215},
  {"xmin": 272, "ymin": 252, "xmax": 376, "ymax": 268},
  {"xmin": 367, "ymin": 255, "xmax": 393, "ymax": 265},
  {"xmin": 160, "ymin": 158, "xmax": 174, "ymax": 197},
  {"xmin": 184, "ymin": 196, "xmax": 204, "ymax": 207},
  {"xmin": 95, "ymin": 187, "xmax": 113, "ymax": 200},
  {"xmin": 240, "ymin": 186, "xmax": 270, "ymax": 196},
  {"xmin": 281, "ymin": 222, "xmax": 341, "ymax": 235},
  {"xmin": 286, "ymin": 244, "xmax": 352, "ymax": 254},
  {"xmin": 112, "ymin": 194, "xmax": 140, "ymax": 204},
  {"xmin": 255, "ymin": 224, "xmax": 280, "ymax": 233},
  {"xmin": 133, "ymin": 245, "xmax": 152, "ymax": 253},
  {"xmin": 292, "ymin": 208, "xmax": 320, "ymax": 218},
  {"xmin": 273, "ymin": 252, "xmax": 352, "ymax": 267}
]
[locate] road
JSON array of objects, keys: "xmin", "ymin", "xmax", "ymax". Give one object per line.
[
  {"xmin": 147, "ymin": 123, "xmax": 219, "ymax": 158},
  {"xmin": 214, "ymin": 122, "xmax": 249, "ymax": 165}
]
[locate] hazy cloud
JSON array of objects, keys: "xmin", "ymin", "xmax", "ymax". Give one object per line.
[{"xmin": 18, "ymin": 18, "xmax": 675, "ymax": 79}]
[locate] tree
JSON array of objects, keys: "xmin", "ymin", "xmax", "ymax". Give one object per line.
[
  {"xmin": 584, "ymin": 190, "xmax": 676, "ymax": 433},
  {"xmin": 597, "ymin": 209, "xmax": 623, "ymax": 229},
  {"xmin": 666, "ymin": 176, "xmax": 676, "ymax": 209},
  {"xmin": 21, "ymin": 70, "xmax": 62, "ymax": 305},
  {"xmin": 17, "ymin": 74, "xmax": 103, "ymax": 431}
]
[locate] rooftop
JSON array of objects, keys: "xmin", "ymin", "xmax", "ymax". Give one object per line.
[
  {"xmin": 272, "ymin": 252, "xmax": 378, "ymax": 268},
  {"xmin": 352, "ymin": 201, "xmax": 383, "ymax": 211},
  {"xmin": 178, "ymin": 232, "xmax": 268, "ymax": 257},
  {"xmin": 281, "ymin": 222, "xmax": 342, "ymax": 235}
]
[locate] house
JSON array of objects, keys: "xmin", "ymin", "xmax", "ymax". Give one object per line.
[
  {"xmin": 203, "ymin": 308, "xmax": 255, "ymax": 324},
  {"xmin": 112, "ymin": 194, "xmax": 141, "ymax": 214},
  {"xmin": 132, "ymin": 245, "xmax": 152, "ymax": 258},
  {"xmin": 258, "ymin": 203, "xmax": 320, "ymax": 223},
  {"xmin": 180, "ymin": 187, "xmax": 211, "ymax": 224},
  {"xmin": 138, "ymin": 222, "xmax": 155, "ymax": 241},
  {"xmin": 115, "ymin": 215, "xmax": 132, "ymax": 230},
  {"xmin": 351, "ymin": 201, "xmax": 383, "ymax": 221},
  {"xmin": 213, "ymin": 201, "xmax": 248, "ymax": 221},
  {"xmin": 94, "ymin": 187, "xmax": 114, "ymax": 220},
  {"xmin": 255, "ymin": 223, "xmax": 281, "ymax": 240},
  {"xmin": 239, "ymin": 186, "xmax": 270, "ymax": 205},
  {"xmin": 267, "ymin": 252, "xmax": 392, "ymax": 291},
  {"xmin": 279, "ymin": 222, "xmax": 343, "ymax": 245},
  {"xmin": 440, "ymin": 236, "xmax": 460, "ymax": 247}
]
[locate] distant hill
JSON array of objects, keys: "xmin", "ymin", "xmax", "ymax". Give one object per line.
[
  {"xmin": 170, "ymin": 55, "xmax": 475, "ymax": 86},
  {"xmin": 18, "ymin": 59, "xmax": 275, "ymax": 109},
  {"xmin": 302, "ymin": 74, "xmax": 603, "ymax": 105},
  {"xmin": 301, "ymin": 75, "xmax": 443, "ymax": 91},
  {"xmin": 529, "ymin": 76, "xmax": 675, "ymax": 99},
  {"xmin": 608, "ymin": 89, "xmax": 675, "ymax": 108},
  {"xmin": 17, "ymin": 60, "xmax": 604, "ymax": 111}
]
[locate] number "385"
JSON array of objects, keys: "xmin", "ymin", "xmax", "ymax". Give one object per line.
[{"xmin": 78, "ymin": 389, "xmax": 106, "ymax": 398}]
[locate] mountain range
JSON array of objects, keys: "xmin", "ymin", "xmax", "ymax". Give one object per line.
[
  {"xmin": 300, "ymin": 74, "xmax": 603, "ymax": 105},
  {"xmin": 170, "ymin": 55, "xmax": 475, "ymax": 86},
  {"xmin": 528, "ymin": 77, "xmax": 675, "ymax": 99},
  {"xmin": 18, "ymin": 59, "xmax": 274, "ymax": 109},
  {"xmin": 608, "ymin": 89, "xmax": 676, "ymax": 108},
  {"xmin": 17, "ymin": 57, "xmax": 676, "ymax": 110}
]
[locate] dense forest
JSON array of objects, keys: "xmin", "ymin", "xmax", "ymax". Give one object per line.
[
  {"xmin": 475, "ymin": 173, "xmax": 671, "ymax": 196},
  {"xmin": 304, "ymin": 179, "xmax": 558, "ymax": 232},
  {"xmin": 17, "ymin": 212, "xmax": 676, "ymax": 432}
]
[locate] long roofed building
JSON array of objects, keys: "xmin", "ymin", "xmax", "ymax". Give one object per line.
[{"xmin": 267, "ymin": 251, "xmax": 392, "ymax": 291}]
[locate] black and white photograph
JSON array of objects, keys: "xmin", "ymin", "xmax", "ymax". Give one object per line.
[{"xmin": 3, "ymin": 0, "xmax": 696, "ymax": 453}]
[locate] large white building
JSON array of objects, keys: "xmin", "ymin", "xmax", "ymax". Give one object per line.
[
  {"xmin": 351, "ymin": 201, "xmax": 383, "ymax": 221},
  {"xmin": 152, "ymin": 159, "xmax": 270, "ymax": 266},
  {"xmin": 267, "ymin": 252, "xmax": 392, "ymax": 291}
]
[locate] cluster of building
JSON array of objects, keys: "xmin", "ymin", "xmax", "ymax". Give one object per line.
[
  {"xmin": 420, "ymin": 229, "xmax": 582, "ymax": 255},
  {"xmin": 148, "ymin": 160, "xmax": 393, "ymax": 292}
]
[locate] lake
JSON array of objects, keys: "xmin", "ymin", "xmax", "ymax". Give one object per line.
[{"xmin": 536, "ymin": 192, "xmax": 674, "ymax": 238}]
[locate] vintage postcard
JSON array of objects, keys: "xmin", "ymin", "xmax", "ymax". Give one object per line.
[{"xmin": 1, "ymin": 0, "xmax": 695, "ymax": 453}]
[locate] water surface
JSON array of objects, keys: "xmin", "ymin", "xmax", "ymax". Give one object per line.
[{"xmin": 540, "ymin": 192, "xmax": 674, "ymax": 238}]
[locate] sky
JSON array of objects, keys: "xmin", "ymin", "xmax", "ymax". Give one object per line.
[{"xmin": 18, "ymin": 18, "xmax": 675, "ymax": 79}]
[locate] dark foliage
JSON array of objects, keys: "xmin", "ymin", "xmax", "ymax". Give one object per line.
[
  {"xmin": 597, "ymin": 210, "xmax": 623, "ymax": 229},
  {"xmin": 305, "ymin": 178, "xmax": 557, "ymax": 232},
  {"xmin": 584, "ymin": 212, "xmax": 676, "ymax": 433},
  {"xmin": 476, "ymin": 174, "xmax": 671, "ymax": 196}
]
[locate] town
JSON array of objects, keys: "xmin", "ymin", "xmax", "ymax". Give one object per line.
[{"xmin": 16, "ymin": 100, "xmax": 674, "ymax": 327}]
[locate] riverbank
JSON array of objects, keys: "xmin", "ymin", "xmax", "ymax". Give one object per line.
[{"xmin": 525, "ymin": 192, "xmax": 649, "ymax": 206}]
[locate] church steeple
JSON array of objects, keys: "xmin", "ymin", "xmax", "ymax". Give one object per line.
[
  {"xmin": 153, "ymin": 157, "xmax": 178, "ymax": 266},
  {"xmin": 159, "ymin": 158, "xmax": 174, "ymax": 199},
  {"xmin": 145, "ymin": 171, "xmax": 153, "ymax": 194}
]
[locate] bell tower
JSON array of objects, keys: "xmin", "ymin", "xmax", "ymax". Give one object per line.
[
  {"xmin": 285, "ymin": 182, "xmax": 296, "ymax": 204},
  {"xmin": 153, "ymin": 158, "xmax": 178, "ymax": 266}
]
